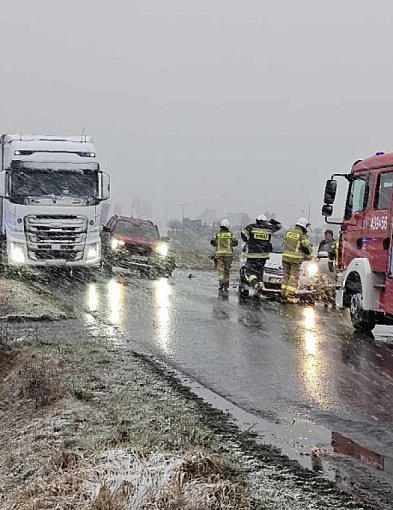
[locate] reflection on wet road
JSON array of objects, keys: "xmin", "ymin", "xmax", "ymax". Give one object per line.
[
  {"xmin": 64, "ymin": 270, "xmax": 393, "ymax": 485},
  {"xmin": 153, "ymin": 277, "xmax": 172, "ymax": 354}
]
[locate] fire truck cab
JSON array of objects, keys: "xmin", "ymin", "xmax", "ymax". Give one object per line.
[{"xmin": 322, "ymin": 152, "xmax": 393, "ymax": 331}]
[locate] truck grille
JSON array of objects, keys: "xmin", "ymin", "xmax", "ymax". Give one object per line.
[{"xmin": 25, "ymin": 215, "xmax": 87, "ymax": 262}]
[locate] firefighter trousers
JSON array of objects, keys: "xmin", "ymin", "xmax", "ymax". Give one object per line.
[
  {"xmin": 216, "ymin": 256, "xmax": 233, "ymax": 288},
  {"xmin": 245, "ymin": 258, "xmax": 267, "ymax": 283},
  {"xmin": 281, "ymin": 261, "xmax": 300, "ymax": 298}
]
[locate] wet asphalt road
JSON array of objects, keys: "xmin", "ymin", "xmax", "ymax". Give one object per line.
[{"xmin": 43, "ymin": 268, "xmax": 393, "ymax": 490}]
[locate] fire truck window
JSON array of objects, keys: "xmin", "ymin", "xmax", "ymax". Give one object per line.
[
  {"xmin": 345, "ymin": 178, "xmax": 367, "ymax": 219},
  {"xmin": 375, "ymin": 172, "xmax": 393, "ymax": 210},
  {"xmin": 365, "ymin": 174, "xmax": 375, "ymax": 209}
]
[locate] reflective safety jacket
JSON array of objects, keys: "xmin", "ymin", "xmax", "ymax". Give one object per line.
[
  {"xmin": 282, "ymin": 225, "xmax": 312, "ymax": 264},
  {"xmin": 210, "ymin": 228, "xmax": 238, "ymax": 256},
  {"xmin": 241, "ymin": 219, "xmax": 282, "ymax": 259}
]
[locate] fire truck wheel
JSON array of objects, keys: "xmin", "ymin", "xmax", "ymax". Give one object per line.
[{"xmin": 350, "ymin": 291, "xmax": 376, "ymax": 332}]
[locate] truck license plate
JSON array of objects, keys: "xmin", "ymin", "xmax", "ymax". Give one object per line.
[{"xmin": 269, "ymin": 277, "xmax": 281, "ymax": 284}]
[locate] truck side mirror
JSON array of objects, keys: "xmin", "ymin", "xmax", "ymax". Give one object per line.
[
  {"xmin": 324, "ymin": 179, "xmax": 337, "ymax": 205},
  {"xmin": 98, "ymin": 172, "xmax": 110, "ymax": 200},
  {"xmin": 0, "ymin": 170, "xmax": 8, "ymax": 198},
  {"xmin": 322, "ymin": 204, "xmax": 333, "ymax": 217}
]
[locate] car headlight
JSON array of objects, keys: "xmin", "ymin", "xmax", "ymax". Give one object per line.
[
  {"xmin": 111, "ymin": 238, "xmax": 125, "ymax": 250},
  {"xmin": 87, "ymin": 243, "xmax": 100, "ymax": 261},
  {"xmin": 306, "ymin": 262, "xmax": 318, "ymax": 277},
  {"xmin": 10, "ymin": 243, "xmax": 25, "ymax": 264},
  {"xmin": 155, "ymin": 242, "xmax": 169, "ymax": 257}
]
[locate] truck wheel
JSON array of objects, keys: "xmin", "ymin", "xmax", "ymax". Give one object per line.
[{"xmin": 350, "ymin": 290, "xmax": 376, "ymax": 332}]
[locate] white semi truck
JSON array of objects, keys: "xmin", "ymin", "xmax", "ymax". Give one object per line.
[{"xmin": 0, "ymin": 134, "xmax": 110, "ymax": 270}]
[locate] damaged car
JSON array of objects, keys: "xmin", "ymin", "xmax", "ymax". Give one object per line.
[{"xmin": 101, "ymin": 215, "xmax": 176, "ymax": 277}]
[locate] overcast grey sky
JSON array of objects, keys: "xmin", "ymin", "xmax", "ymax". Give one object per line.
[{"xmin": 1, "ymin": 0, "xmax": 393, "ymax": 226}]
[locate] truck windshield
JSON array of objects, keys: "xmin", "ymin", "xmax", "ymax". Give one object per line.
[
  {"xmin": 114, "ymin": 221, "xmax": 160, "ymax": 240},
  {"xmin": 11, "ymin": 169, "xmax": 98, "ymax": 201}
]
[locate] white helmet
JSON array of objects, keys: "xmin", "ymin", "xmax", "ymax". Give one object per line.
[
  {"xmin": 256, "ymin": 214, "xmax": 267, "ymax": 222},
  {"xmin": 296, "ymin": 217, "xmax": 310, "ymax": 230},
  {"xmin": 220, "ymin": 219, "xmax": 230, "ymax": 228}
]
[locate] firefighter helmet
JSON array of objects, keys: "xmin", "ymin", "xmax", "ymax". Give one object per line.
[
  {"xmin": 220, "ymin": 219, "xmax": 230, "ymax": 228},
  {"xmin": 296, "ymin": 217, "xmax": 310, "ymax": 230},
  {"xmin": 256, "ymin": 214, "xmax": 267, "ymax": 222}
]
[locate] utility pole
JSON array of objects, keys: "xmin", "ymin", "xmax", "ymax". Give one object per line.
[{"xmin": 179, "ymin": 203, "xmax": 190, "ymax": 222}]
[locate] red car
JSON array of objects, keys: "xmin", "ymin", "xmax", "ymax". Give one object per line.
[{"xmin": 101, "ymin": 215, "xmax": 175, "ymax": 277}]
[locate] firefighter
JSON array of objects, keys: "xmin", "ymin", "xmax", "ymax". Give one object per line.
[
  {"xmin": 241, "ymin": 214, "xmax": 282, "ymax": 289},
  {"xmin": 318, "ymin": 230, "xmax": 338, "ymax": 307},
  {"xmin": 281, "ymin": 217, "xmax": 313, "ymax": 304},
  {"xmin": 210, "ymin": 219, "xmax": 238, "ymax": 292},
  {"xmin": 318, "ymin": 229, "xmax": 336, "ymax": 272}
]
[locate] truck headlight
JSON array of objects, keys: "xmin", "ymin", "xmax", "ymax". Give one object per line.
[
  {"xmin": 111, "ymin": 238, "xmax": 125, "ymax": 250},
  {"xmin": 10, "ymin": 243, "xmax": 25, "ymax": 264},
  {"xmin": 155, "ymin": 242, "xmax": 168, "ymax": 257},
  {"xmin": 87, "ymin": 243, "xmax": 100, "ymax": 261},
  {"xmin": 306, "ymin": 262, "xmax": 318, "ymax": 277}
]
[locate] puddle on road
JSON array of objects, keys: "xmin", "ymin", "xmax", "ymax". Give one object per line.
[{"xmin": 177, "ymin": 373, "xmax": 393, "ymax": 485}]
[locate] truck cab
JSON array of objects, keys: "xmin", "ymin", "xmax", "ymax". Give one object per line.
[
  {"xmin": 322, "ymin": 152, "xmax": 393, "ymax": 331},
  {"xmin": 0, "ymin": 134, "xmax": 110, "ymax": 269}
]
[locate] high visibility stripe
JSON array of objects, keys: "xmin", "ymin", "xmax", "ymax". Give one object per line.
[
  {"xmin": 286, "ymin": 285, "xmax": 297, "ymax": 293},
  {"xmin": 283, "ymin": 253, "xmax": 303, "ymax": 259},
  {"xmin": 246, "ymin": 253, "xmax": 270, "ymax": 259},
  {"xmin": 285, "ymin": 232, "xmax": 300, "ymax": 240}
]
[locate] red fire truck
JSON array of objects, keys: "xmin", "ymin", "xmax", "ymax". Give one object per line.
[{"xmin": 322, "ymin": 151, "xmax": 393, "ymax": 331}]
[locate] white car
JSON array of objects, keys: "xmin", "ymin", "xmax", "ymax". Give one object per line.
[
  {"xmin": 263, "ymin": 252, "xmax": 319, "ymax": 294},
  {"xmin": 238, "ymin": 237, "xmax": 319, "ymax": 299}
]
